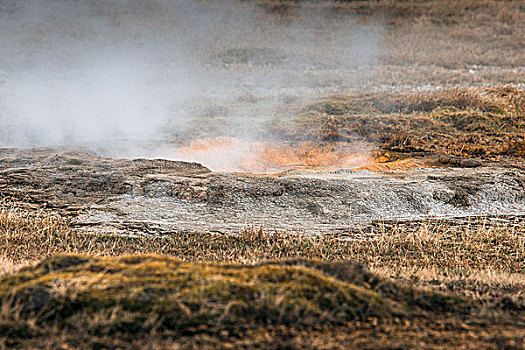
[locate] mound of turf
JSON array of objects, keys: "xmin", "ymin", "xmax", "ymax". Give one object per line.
[
  {"xmin": 0, "ymin": 255, "xmax": 391, "ymax": 337},
  {"xmin": 0, "ymin": 255, "xmax": 480, "ymax": 348}
]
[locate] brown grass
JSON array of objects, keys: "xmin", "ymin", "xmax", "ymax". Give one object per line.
[
  {"xmin": 2, "ymin": 203, "xmax": 524, "ymax": 274},
  {"xmin": 1, "ymin": 205, "xmax": 524, "ymax": 348},
  {"xmin": 279, "ymin": 86, "xmax": 525, "ymax": 160},
  {"xmin": 257, "ymin": 0, "xmax": 525, "ymax": 21},
  {"xmin": 2, "ymin": 203, "xmax": 524, "ymax": 320},
  {"xmin": 253, "ymin": 0, "xmax": 525, "ymax": 86},
  {"xmin": 2, "ymin": 1, "xmax": 525, "ymax": 347}
]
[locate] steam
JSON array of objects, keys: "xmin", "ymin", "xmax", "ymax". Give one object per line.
[{"xmin": 0, "ymin": 0, "xmax": 382, "ymax": 170}]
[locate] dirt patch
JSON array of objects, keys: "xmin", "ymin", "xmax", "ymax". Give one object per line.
[{"xmin": 0, "ymin": 148, "xmax": 209, "ymax": 208}]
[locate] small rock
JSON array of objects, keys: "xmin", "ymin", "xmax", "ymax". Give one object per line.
[{"xmin": 459, "ymin": 159, "xmax": 481, "ymax": 168}]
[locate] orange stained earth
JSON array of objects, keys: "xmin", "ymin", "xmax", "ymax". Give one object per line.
[{"xmin": 171, "ymin": 137, "xmax": 430, "ymax": 173}]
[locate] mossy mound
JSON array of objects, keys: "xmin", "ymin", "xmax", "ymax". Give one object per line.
[
  {"xmin": 0, "ymin": 255, "xmax": 392, "ymax": 338},
  {"xmin": 0, "ymin": 255, "xmax": 479, "ymax": 348}
]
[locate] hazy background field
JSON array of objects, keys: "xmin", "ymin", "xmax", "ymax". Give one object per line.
[{"xmin": 1, "ymin": 0, "xmax": 523, "ymax": 170}]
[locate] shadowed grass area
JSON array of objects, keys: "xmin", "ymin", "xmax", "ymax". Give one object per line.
[{"xmin": 1, "ymin": 255, "xmax": 391, "ymax": 329}]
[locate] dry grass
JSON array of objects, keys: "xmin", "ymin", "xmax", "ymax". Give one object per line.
[
  {"xmin": 254, "ymin": 0, "xmax": 525, "ymax": 86},
  {"xmin": 1, "ymin": 206, "xmax": 524, "ymax": 348},
  {"xmin": 2, "ymin": 198, "xmax": 524, "ymax": 326},
  {"xmin": 0, "ymin": 255, "xmax": 392, "ymax": 339},
  {"xmin": 2, "ymin": 2, "xmax": 525, "ymax": 347},
  {"xmin": 278, "ymin": 86, "xmax": 525, "ymax": 160},
  {"xmin": 2, "ymin": 203, "xmax": 524, "ymax": 315},
  {"xmin": 2, "ymin": 204, "xmax": 525, "ymax": 274},
  {"xmin": 0, "ymin": 257, "xmax": 474, "ymax": 349},
  {"xmin": 257, "ymin": 0, "xmax": 525, "ymax": 22}
]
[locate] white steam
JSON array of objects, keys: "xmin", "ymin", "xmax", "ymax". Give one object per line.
[{"xmin": 0, "ymin": 0, "xmax": 383, "ymax": 168}]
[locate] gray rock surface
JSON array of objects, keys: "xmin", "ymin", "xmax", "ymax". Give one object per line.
[{"xmin": 2, "ymin": 148, "xmax": 525, "ymax": 235}]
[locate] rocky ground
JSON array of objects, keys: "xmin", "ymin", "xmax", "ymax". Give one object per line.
[{"xmin": 1, "ymin": 148, "xmax": 524, "ymax": 237}]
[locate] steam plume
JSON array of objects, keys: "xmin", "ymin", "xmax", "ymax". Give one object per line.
[{"xmin": 0, "ymin": 0, "xmax": 382, "ymax": 170}]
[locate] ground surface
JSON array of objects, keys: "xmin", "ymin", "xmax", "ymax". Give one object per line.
[
  {"xmin": 1, "ymin": 0, "xmax": 525, "ymax": 349},
  {"xmin": 1, "ymin": 86, "xmax": 524, "ymax": 235},
  {"xmin": 1, "ymin": 147, "xmax": 525, "ymax": 236}
]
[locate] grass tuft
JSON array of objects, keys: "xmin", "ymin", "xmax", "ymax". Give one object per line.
[{"xmin": 279, "ymin": 87, "xmax": 525, "ymax": 159}]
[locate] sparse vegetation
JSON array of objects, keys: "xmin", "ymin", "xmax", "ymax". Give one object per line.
[
  {"xmin": 2, "ymin": 84, "xmax": 525, "ymax": 347},
  {"xmin": 2, "ymin": 204, "xmax": 525, "ymax": 273},
  {"xmin": 256, "ymin": 0, "xmax": 525, "ymax": 87},
  {"xmin": 1, "ymin": 204, "xmax": 525, "ymax": 348}
]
